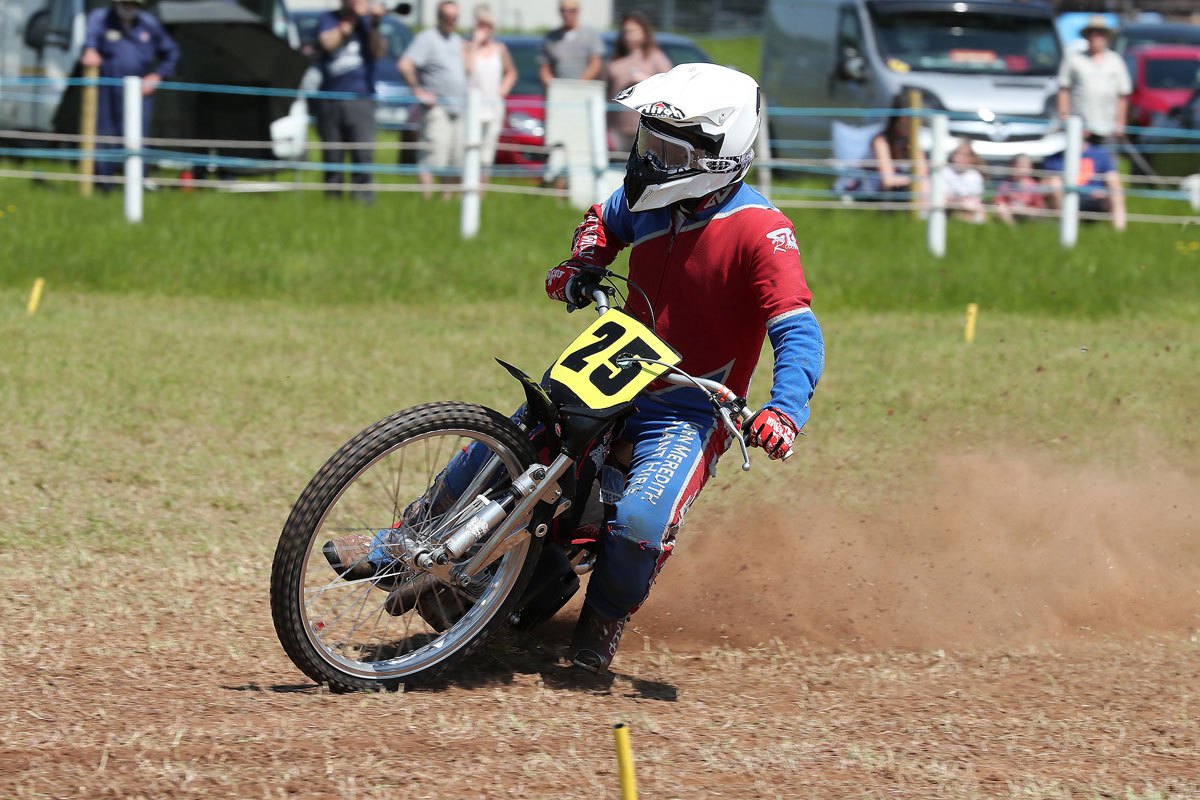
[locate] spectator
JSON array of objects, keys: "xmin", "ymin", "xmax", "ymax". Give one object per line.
[
  {"xmin": 400, "ymin": 0, "xmax": 467, "ymax": 200},
  {"xmin": 994, "ymin": 154, "xmax": 1044, "ymax": 225},
  {"xmin": 80, "ymin": 0, "xmax": 178, "ymax": 190},
  {"xmin": 1056, "ymin": 15, "xmax": 1132, "ymax": 140},
  {"xmin": 1042, "ymin": 129, "xmax": 1127, "ymax": 232},
  {"xmin": 464, "ymin": 4, "xmax": 517, "ymax": 178},
  {"xmin": 605, "ymin": 12, "xmax": 672, "ymax": 153},
  {"xmin": 314, "ymin": 0, "xmax": 386, "ymax": 204},
  {"xmin": 539, "ymin": 0, "xmax": 604, "ymax": 85},
  {"xmin": 943, "ymin": 141, "xmax": 986, "ymax": 223},
  {"xmin": 871, "ymin": 105, "xmax": 927, "ymax": 204}
]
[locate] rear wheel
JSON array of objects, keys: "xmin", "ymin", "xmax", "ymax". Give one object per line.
[{"xmin": 270, "ymin": 402, "xmax": 544, "ymax": 691}]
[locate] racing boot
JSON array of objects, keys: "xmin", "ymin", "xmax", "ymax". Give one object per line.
[
  {"xmin": 323, "ymin": 527, "xmax": 405, "ymax": 585},
  {"xmin": 568, "ymin": 603, "xmax": 628, "ymax": 673}
]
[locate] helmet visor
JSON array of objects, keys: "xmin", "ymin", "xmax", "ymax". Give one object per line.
[{"xmin": 634, "ymin": 122, "xmax": 753, "ymax": 176}]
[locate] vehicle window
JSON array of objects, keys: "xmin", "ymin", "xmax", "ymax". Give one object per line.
[
  {"xmin": 506, "ymin": 41, "xmax": 543, "ymax": 95},
  {"xmin": 295, "ymin": 14, "xmax": 320, "ymax": 48},
  {"xmin": 659, "ymin": 43, "xmax": 710, "ymax": 66},
  {"xmin": 1145, "ymin": 58, "xmax": 1200, "ymax": 89},
  {"xmin": 378, "ymin": 18, "xmax": 413, "ymax": 59},
  {"xmin": 838, "ymin": 4, "xmax": 865, "ymax": 53},
  {"xmin": 870, "ymin": 10, "xmax": 1061, "ymax": 75},
  {"xmin": 48, "ymin": 0, "xmax": 75, "ymax": 34}
]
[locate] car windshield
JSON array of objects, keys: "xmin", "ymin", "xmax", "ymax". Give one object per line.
[
  {"xmin": 1118, "ymin": 27, "xmax": 1200, "ymax": 51},
  {"xmin": 1145, "ymin": 58, "xmax": 1200, "ymax": 89},
  {"xmin": 870, "ymin": 10, "xmax": 1061, "ymax": 75},
  {"xmin": 506, "ymin": 41, "xmax": 544, "ymax": 95}
]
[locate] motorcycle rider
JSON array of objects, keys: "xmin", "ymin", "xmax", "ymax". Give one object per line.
[
  {"xmin": 544, "ymin": 63, "xmax": 824, "ymax": 671},
  {"xmin": 324, "ymin": 64, "xmax": 823, "ymax": 673}
]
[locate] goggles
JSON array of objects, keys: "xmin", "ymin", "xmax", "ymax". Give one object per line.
[{"xmin": 634, "ymin": 123, "xmax": 753, "ymax": 176}]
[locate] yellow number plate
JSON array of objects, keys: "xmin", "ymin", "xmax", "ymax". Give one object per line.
[{"xmin": 548, "ymin": 311, "xmax": 680, "ymax": 409}]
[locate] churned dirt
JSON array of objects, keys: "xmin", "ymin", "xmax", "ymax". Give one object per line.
[{"xmin": 3, "ymin": 451, "xmax": 1199, "ymax": 799}]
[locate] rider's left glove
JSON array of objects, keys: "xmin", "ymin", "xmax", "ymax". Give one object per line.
[
  {"xmin": 744, "ymin": 407, "xmax": 797, "ymax": 459},
  {"xmin": 546, "ymin": 261, "xmax": 602, "ymax": 310}
]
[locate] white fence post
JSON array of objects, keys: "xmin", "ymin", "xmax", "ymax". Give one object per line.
[
  {"xmin": 460, "ymin": 87, "xmax": 482, "ymax": 240},
  {"xmin": 588, "ymin": 90, "xmax": 608, "ymax": 206},
  {"xmin": 755, "ymin": 101, "xmax": 771, "ymax": 203},
  {"xmin": 1060, "ymin": 115, "xmax": 1082, "ymax": 249},
  {"xmin": 927, "ymin": 113, "xmax": 947, "ymax": 258},
  {"xmin": 123, "ymin": 75, "xmax": 143, "ymax": 223}
]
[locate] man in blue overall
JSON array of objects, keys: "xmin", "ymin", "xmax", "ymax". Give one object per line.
[{"xmin": 80, "ymin": 1, "xmax": 178, "ymax": 188}]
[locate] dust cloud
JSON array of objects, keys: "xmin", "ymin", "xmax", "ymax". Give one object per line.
[{"xmin": 639, "ymin": 451, "xmax": 1200, "ymax": 651}]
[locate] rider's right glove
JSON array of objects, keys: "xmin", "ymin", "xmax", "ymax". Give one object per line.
[
  {"xmin": 744, "ymin": 407, "xmax": 798, "ymax": 459},
  {"xmin": 545, "ymin": 260, "xmax": 603, "ymax": 310}
]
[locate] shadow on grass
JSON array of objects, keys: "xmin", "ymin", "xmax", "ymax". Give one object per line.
[
  {"xmin": 229, "ymin": 619, "xmax": 678, "ymax": 701},
  {"xmin": 402, "ymin": 617, "xmax": 679, "ymax": 701},
  {"xmin": 220, "ymin": 682, "xmax": 324, "ymax": 694}
]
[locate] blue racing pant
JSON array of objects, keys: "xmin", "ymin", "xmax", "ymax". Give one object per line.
[{"xmin": 586, "ymin": 395, "xmax": 727, "ymax": 619}]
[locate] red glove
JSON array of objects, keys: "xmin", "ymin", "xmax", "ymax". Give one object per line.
[
  {"xmin": 545, "ymin": 261, "xmax": 584, "ymax": 303},
  {"xmin": 745, "ymin": 408, "xmax": 797, "ymax": 459}
]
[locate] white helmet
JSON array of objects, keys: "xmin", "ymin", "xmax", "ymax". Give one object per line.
[{"xmin": 614, "ymin": 63, "xmax": 761, "ymax": 212}]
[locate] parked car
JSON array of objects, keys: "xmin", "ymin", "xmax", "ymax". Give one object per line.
[
  {"xmin": 494, "ymin": 32, "xmax": 711, "ymax": 167},
  {"xmin": 292, "ymin": 11, "xmax": 417, "ymax": 132},
  {"xmin": 761, "ymin": 0, "xmax": 1067, "ymax": 162},
  {"xmin": 1123, "ymin": 45, "xmax": 1200, "ymax": 128},
  {"xmin": 1115, "ymin": 21, "xmax": 1200, "ymax": 54}
]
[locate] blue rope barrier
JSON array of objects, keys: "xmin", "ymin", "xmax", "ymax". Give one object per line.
[{"xmin": 4, "ymin": 74, "xmax": 1200, "ymax": 140}]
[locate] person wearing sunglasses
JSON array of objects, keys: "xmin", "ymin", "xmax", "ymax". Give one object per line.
[{"xmin": 545, "ymin": 64, "xmax": 825, "ymax": 672}]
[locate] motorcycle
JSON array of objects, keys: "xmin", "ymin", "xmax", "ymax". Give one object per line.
[{"xmin": 270, "ymin": 271, "xmax": 791, "ymax": 692}]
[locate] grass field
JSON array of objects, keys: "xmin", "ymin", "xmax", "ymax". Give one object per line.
[{"xmin": 2, "ymin": 177, "xmax": 1199, "ymax": 798}]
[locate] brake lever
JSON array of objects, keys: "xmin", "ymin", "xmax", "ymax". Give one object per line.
[{"xmin": 718, "ymin": 406, "xmax": 753, "ymax": 471}]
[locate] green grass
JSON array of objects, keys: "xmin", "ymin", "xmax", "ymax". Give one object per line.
[
  {"xmin": 2, "ymin": 290, "xmax": 1196, "ymax": 555},
  {"xmin": 693, "ymin": 36, "xmax": 762, "ymax": 80},
  {"xmin": 1, "ymin": 179, "xmax": 1197, "ymax": 317}
]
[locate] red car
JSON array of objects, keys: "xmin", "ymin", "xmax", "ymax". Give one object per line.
[{"xmin": 1124, "ymin": 44, "xmax": 1200, "ymax": 128}]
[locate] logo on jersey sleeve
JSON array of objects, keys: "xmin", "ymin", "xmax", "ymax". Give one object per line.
[{"xmin": 765, "ymin": 227, "xmax": 798, "ymax": 254}]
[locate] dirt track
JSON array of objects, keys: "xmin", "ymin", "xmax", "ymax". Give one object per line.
[{"xmin": 4, "ymin": 453, "xmax": 1199, "ymax": 798}]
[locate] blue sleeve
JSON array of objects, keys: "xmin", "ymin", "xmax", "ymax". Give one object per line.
[
  {"xmin": 1041, "ymin": 152, "xmax": 1063, "ymax": 173},
  {"xmin": 764, "ymin": 309, "xmax": 824, "ymax": 430},
  {"xmin": 151, "ymin": 20, "xmax": 179, "ymax": 79},
  {"xmin": 1092, "ymin": 146, "xmax": 1115, "ymax": 174},
  {"xmin": 84, "ymin": 9, "xmax": 105, "ymax": 51},
  {"xmin": 600, "ymin": 186, "xmax": 637, "ymax": 245}
]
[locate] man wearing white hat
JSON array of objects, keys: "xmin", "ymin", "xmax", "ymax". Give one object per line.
[{"xmin": 1056, "ymin": 15, "xmax": 1132, "ymax": 139}]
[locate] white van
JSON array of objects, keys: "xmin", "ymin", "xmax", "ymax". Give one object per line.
[
  {"xmin": 761, "ymin": 0, "xmax": 1067, "ymax": 160},
  {"xmin": 0, "ymin": 0, "xmax": 309, "ymax": 160}
]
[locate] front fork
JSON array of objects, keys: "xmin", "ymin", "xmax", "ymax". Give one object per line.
[{"xmin": 391, "ymin": 453, "xmax": 574, "ymax": 589}]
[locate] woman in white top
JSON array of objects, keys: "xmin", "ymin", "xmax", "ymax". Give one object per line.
[{"xmin": 464, "ymin": 4, "xmax": 517, "ymax": 177}]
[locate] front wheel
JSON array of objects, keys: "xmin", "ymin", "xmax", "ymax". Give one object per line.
[{"xmin": 270, "ymin": 401, "xmax": 543, "ymax": 691}]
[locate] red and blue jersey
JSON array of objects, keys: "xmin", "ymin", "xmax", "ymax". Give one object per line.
[{"xmin": 569, "ymin": 182, "xmax": 824, "ymax": 429}]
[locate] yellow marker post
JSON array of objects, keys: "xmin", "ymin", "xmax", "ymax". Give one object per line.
[
  {"xmin": 27, "ymin": 278, "xmax": 46, "ymax": 316},
  {"xmin": 80, "ymin": 65, "xmax": 100, "ymax": 197},
  {"xmin": 965, "ymin": 302, "xmax": 978, "ymax": 343},
  {"xmin": 907, "ymin": 88, "xmax": 922, "ymax": 220},
  {"xmin": 612, "ymin": 723, "xmax": 638, "ymax": 800}
]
